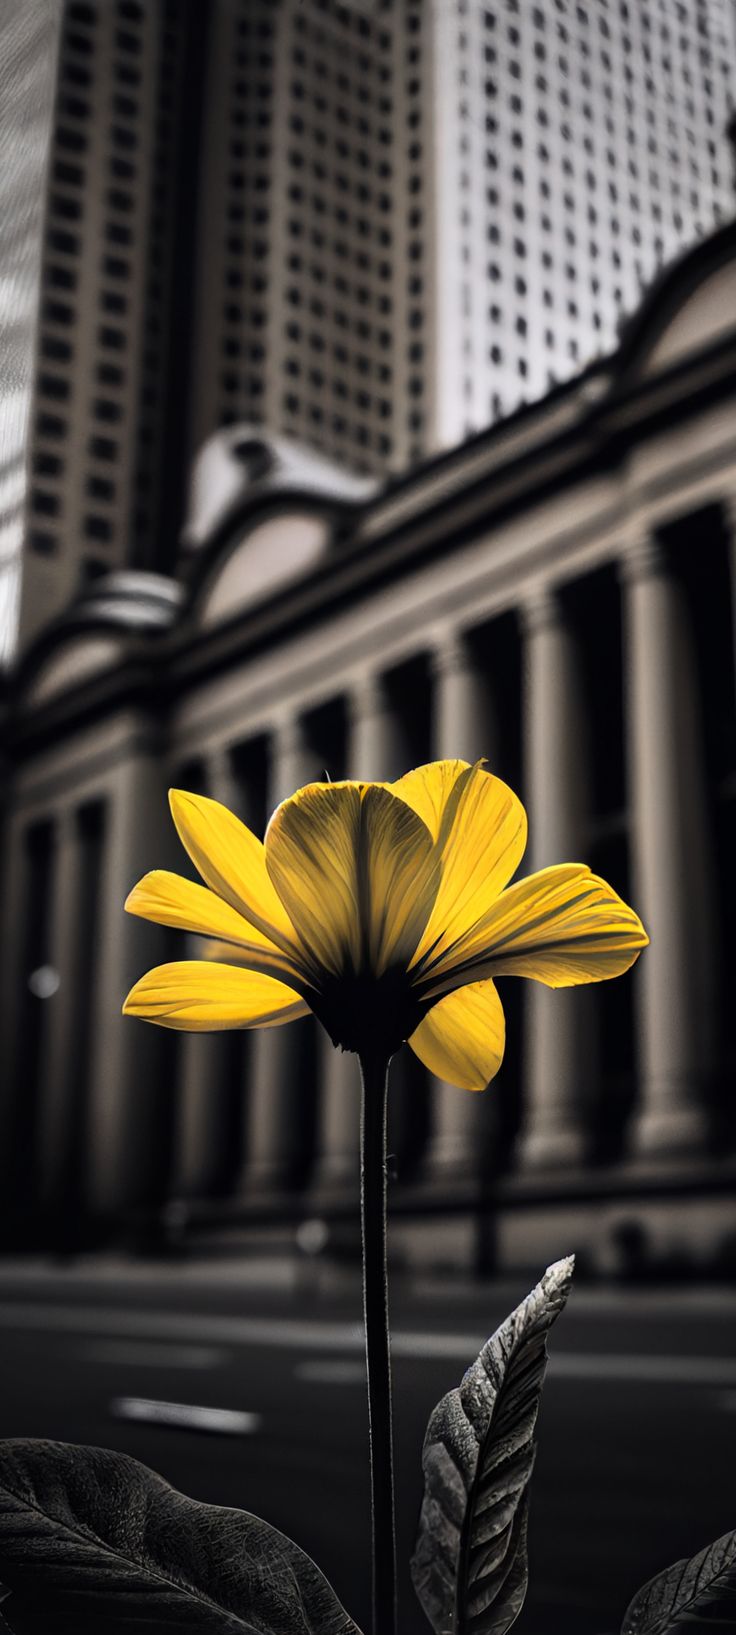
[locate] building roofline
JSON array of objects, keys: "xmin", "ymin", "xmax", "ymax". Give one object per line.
[
  {"xmin": 5, "ymin": 222, "xmax": 736, "ymax": 753},
  {"xmin": 614, "ymin": 216, "xmax": 736, "ymax": 379}
]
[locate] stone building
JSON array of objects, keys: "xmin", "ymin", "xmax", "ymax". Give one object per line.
[{"xmin": 1, "ymin": 221, "xmax": 735, "ymax": 1276}]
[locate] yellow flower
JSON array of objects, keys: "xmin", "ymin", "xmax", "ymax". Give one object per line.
[{"xmin": 123, "ymin": 760, "xmax": 648, "ymax": 1091}]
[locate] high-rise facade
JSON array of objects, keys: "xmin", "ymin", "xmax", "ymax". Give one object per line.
[
  {"xmin": 18, "ymin": 0, "xmax": 206, "ymax": 648},
  {"xmin": 15, "ymin": 0, "xmax": 736, "ymax": 648},
  {"xmin": 188, "ymin": 0, "xmax": 415, "ymax": 474},
  {"xmin": 190, "ymin": 0, "xmax": 735, "ymax": 466},
  {"xmin": 429, "ymin": 0, "xmax": 736, "ymax": 442}
]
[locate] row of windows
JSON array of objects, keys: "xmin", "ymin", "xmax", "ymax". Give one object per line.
[
  {"xmin": 291, "ymin": 49, "xmax": 391, "ymax": 109},
  {"xmin": 402, "ymin": 1, "xmax": 427, "ymax": 453},
  {"xmin": 287, "ymin": 162, "xmax": 392, "ymax": 212},
  {"xmin": 281, "ymin": 392, "xmax": 391, "ymax": 450},
  {"xmin": 293, "ymin": 2, "xmax": 391, "ymax": 52},
  {"xmin": 131, "ymin": 2, "xmax": 186, "ymax": 566},
  {"xmin": 216, "ymin": 4, "xmax": 274, "ymax": 426},
  {"xmin": 279, "ymin": 358, "xmax": 392, "ymax": 413},
  {"xmin": 29, "ymin": 8, "xmax": 95, "ymax": 550}
]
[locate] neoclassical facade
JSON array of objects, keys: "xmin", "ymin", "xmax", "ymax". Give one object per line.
[{"xmin": 1, "ymin": 223, "xmax": 735, "ymax": 1275}]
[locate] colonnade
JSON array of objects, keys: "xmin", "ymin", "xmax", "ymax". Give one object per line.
[
  {"xmin": 160, "ymin": 515, "xmax": 731, "ymax": 1211},
  {"xmin": 1, "ymin": 506, "xmax": 733, "ymax": 1243}
]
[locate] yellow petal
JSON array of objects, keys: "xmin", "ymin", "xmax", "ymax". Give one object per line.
[
  {"xmin": 390, "ymin": 760, "xmax": 471, "ymax": 844},
  {"xmin": 408, "ymin": 979, "xmax": 505, "ymax": 1091},
  {"xmin": 265, "ymin": 782, "xmax": 363, "ymax": 975},
  {"xmin": 413, "ymin": 763, "xmax": 527, "ymax": 970},
  {"xmin": 122, "ymin": 961, "xmax": 309, "ymax": 1031},
  {"xmin": 361, "ymin": 785, "xmax": 440, "ymax": 975},
  {"xmin": 168, "ymin": 790, "xmax": 299, "ymax": 958},
  {"xmin": 125, "ymin": 871, "xmax": 306, "ymax": 986},
  {"xmin": 423, "ymin": 864, "xmax": 648, "ymax": 997},
  {"xmin": 264, "ymin": 782, "xmax": 439, "ymax": 978}
]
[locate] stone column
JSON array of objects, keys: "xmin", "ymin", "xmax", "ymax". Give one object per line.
[
  {"xmin": 85, "ymin": 736, "xmax": 172, "ymax": 1225},
  {"xmin": 622, "ymin": 535, "xmax": 716, "ymax": 1157},
  {"xmin": 35, "ymin": 808, "xmax": 84, "ymax": 1221},
  {"xmin": 0, "ymin": 815, "xmax": 32, "ymax": 1208},
  {"xmin": 173, "ymin": 747, "xmax": 243, "ymax": 1202},
  {"xmin": 243, "ymin": 715, "xmax": 318, "ymax": 1198},
  {"xmin": 425, "ymin": 633, "xmax": 495, "ymax": 1184},
  {"xmin": 517, "ymin": 588, "xmax": 592, "ymax": 1169},
  {"xmin": 725, "ymin": 495, "xmax": 736, "ymax": 665},
  {"xmin": 350, "ymin": 669, "xmax": 402, "ymax": 782}
]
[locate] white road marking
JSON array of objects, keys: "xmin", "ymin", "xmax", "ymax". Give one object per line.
[
  {"xmin": 294, "ymin": 1360, "xmax": 367, "ymax": 1385},
  {"xmin": 110, "ymin": 1397, "xmax": 261, "ymax": 1435},
  {"xmin": 0, "ymin": 1302, "xmax": 734, "ymax": 1387},
  {"xmin": 550, "ymin": 1353, "xmax": 736, "ymax": 1386},
  {"xmin": 78, "ymin": 1339, "xmax": 226, "ymax": 1370}
]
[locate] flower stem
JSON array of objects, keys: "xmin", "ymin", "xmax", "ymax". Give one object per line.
[{"xmin": 358, "ymin": 1047, "xmax": 396, "ymax": 1635}]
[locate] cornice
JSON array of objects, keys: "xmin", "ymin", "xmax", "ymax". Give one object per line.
[{"xmin": 3, "ymin": 320, "xmax": 735, "ymax": 759}]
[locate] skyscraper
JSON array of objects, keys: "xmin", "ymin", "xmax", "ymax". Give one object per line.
[
  {"xmin": 0, "ymin": 2, "xmax": 60, "ymax": 663},
  {"xmin": 190, "ymin": 0, "xmax": 735, "ymax": 466},
  {"xmin": 429, "ymin": 0, "xmax": 736, "ymax": 443},
  {"xmin": 16, "ymin": 0, "xmax": 736, "ymax": 648},
  {"xmin": 19, "ymin": 0, "xmax": 205, "ymax": 647}
]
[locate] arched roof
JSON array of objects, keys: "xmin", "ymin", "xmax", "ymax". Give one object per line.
[
  {"xmin": 180, "ymin": 424, "xmax": 379, "ymax": 557},
  {"xmin": 14, "ymin": 570, "xmax": 182, "ymax": 707},
  {"xmin": 614, "ymin": 218, "xmax": 736, "ymax": 385}
]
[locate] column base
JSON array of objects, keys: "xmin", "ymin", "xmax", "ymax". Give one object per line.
[
  {"xmin": 411, "ymin": 1144, "xmax": 480, "ymax": 1210},
  {"xmin": 631, "ymin": 1100, "xmax": 710, "ymax": 1161},
  {"xmin": 233, "ymin": 1161, "xmax": 298, "ymax": 1211},
  {"xmin": 309, "ymin": 1154, "xmax": 359, "ymax": 1212},
  {"xmin": 516, "ymin": 1124, "xmax": 588, "ymax": 1172}
]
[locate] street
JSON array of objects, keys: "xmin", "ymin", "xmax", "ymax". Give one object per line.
[{"xmin": 0, "ymin": 1257, "xmax": 733, "ymax": 1635}]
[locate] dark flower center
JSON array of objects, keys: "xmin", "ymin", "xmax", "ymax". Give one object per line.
[{"xmin": 309, "ymin": 967, "xmax": 425, "ymax": 1059}]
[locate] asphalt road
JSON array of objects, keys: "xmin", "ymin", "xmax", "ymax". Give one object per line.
[{"xmin": 0, "ymin": 1256, "xmax": 733, "ymax": 1635}]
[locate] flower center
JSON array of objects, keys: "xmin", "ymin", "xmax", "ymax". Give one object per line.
[{"xmin": 310, "ymin": 967, "xmax": 424, "ymax": 1059}]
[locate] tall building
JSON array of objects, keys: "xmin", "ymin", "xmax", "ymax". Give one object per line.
[
  {"xmin": 188, "ymin": 0, "xmax": 413, "ymax": 475},
  {"xmin": 428, "ymin": 0, "xmax": 736, "ymax": 442},
  {"xmin": 19, "ymin": 0, "xmax": 206, "ymax": 648},
  {"xmin": 15, "ymin": 0, "xmax": 736, "ymax": 648},
  {"xmin": 190, "ymin": 0, "xmax": 736, "ymax": 468}
]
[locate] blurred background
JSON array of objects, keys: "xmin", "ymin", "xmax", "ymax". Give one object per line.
[{"xmin": 0, "ymin": 1, "xmax": 735, "ymax": 1631}]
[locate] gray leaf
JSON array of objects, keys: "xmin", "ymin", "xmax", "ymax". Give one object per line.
[
  {"xmin": 410, "ymin": 1255, "xmax": 574, "ymax": 1635},
  {"xmin": 621, "ymin": 1530, "xmax": 736, "ymax": 1635},
  {"xmin": 0, "ymin": 1439, "xmax": 363, "ymax": 1634}
]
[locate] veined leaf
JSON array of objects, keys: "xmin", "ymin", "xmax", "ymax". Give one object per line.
[
  {"xmin": 621, "ymin": 1529, "xmax": 736, "ymax": 1634},
  {"xmin": 0, "ymin": 1439, "xmax": 363, "ymax": 1634},
  {"xmin": 410, "ymin": 1255, "xmax": 574, "ymax": 1635}
]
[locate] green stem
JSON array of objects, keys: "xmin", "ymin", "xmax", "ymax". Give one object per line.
[{"xmin": 359, "ymin": 1047, "xmax": 396, "ymax": 1635}]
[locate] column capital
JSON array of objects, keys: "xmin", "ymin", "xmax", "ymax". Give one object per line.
[
  {"xmin": 206, "ymin": 745, "xmax": 237, "ymax": 807},
  {"xmin": 54, "ymin": 806, "xmax": 77, "ymax": 844},
  {"xmin": 520, "ymin": 583, "xmax": 564, "ymax": 636},
  {"xmin": 348, "ymin": 669, "xmax": 397, "ymax": 781},
  {"xmin": 270, "ymin": 711, "xmax": 319, "ymax": 805},
  {"xmin": 271, "ymin": 711, "xmax": 306, "ymax": 757},
  {"xmin": 618, "ymin": 533, "xmax": 666, "ymax": 584},
  {"xmin": 429, "ymin": 628, "xmax": 472, "ymax": 678},
  {"xmin": 720, "ymin": 492, "xmax": 736, "ymax": 533},
  {"xmin": 348, "ymin": 670, "xmax": 386, "ymax": 725}
]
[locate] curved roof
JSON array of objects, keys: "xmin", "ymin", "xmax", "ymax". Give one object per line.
[
  {"xmin": 180, "ymin": 424, "xmax": 380, "ymax": 556},
  {"xmin": 614, "ymin": 217, "xmax": 736, "ymax": 382},
  {"xmin": 70, "ymin": 570, "xmax": 183, "ymax": 632}
]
